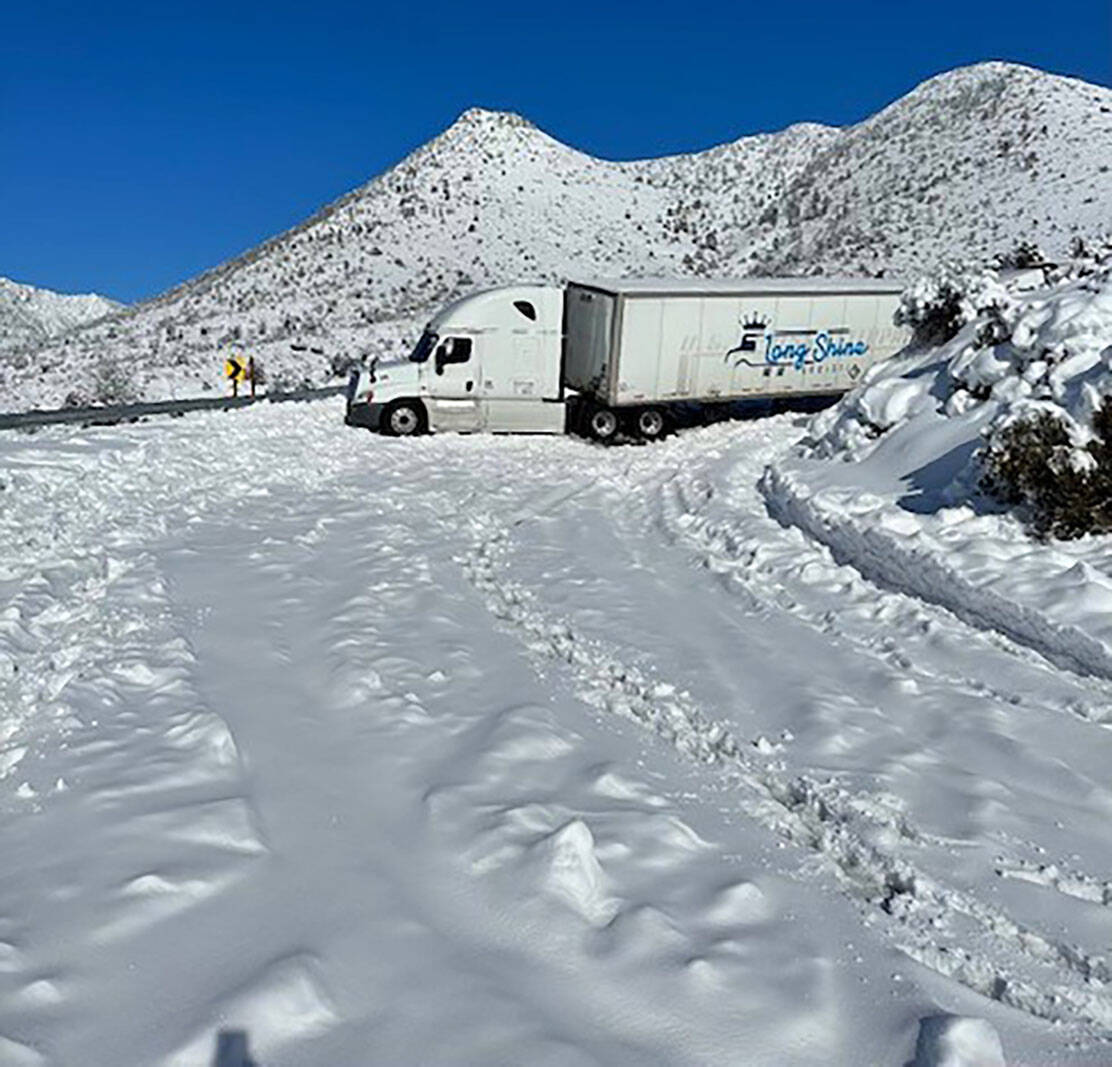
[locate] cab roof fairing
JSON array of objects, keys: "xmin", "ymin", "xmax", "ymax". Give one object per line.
[{"xmin": 426, "ymin": 284, "xmax": 563, "ymax": 334}]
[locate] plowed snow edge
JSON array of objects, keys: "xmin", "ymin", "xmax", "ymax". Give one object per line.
[{"xmin": 760, "ymin": 464, "xmax": 1112, "ymax": 685}]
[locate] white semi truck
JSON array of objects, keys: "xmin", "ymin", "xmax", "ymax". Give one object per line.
[{"xmin": 345, "ymin": 278, "xmax": 910, "ymax": 441}]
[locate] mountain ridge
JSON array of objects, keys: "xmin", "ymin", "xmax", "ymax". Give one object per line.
[{"xmin": 3, "ymin": 60, "xmax": 1110, "ymax": 411}]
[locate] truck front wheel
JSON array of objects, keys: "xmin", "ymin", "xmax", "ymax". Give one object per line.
[
  {"xmin": 586, "ymin": 405, "xmax": 619, "ymax": 443},
  {"xmin": 382, "ymin": 399, "xmax": 426, "ymax": 437}
]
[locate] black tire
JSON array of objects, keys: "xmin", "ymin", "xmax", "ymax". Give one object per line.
[
  {"xmin": 586, "ymin": 405, "xmax": 619, "ymax": 443},
  {"xmin": 382, "ymin": 399, "xmax": 426, "ymax": 437},
  {"xmin": 632, "ymin": 407, "xmax": 667, "ymax": 440}
]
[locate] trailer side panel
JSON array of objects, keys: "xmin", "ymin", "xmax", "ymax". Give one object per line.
[{"xmin": 608, "ymin": 289, "xmax": 907, "ymax": 405}]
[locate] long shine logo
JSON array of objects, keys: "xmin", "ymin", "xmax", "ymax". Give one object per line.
[{"xmin": 725, "ymin": 314, "xmax": 869, "ymax": 370}]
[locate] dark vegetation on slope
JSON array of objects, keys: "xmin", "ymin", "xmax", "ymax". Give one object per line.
[{"xmin": 982, "ymin": 400, "xmax": 1112, "ymax": 539}]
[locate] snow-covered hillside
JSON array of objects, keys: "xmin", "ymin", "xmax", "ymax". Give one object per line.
[
  {"xmin": 3, "ymin": 61, "xmax": 1110, "ymax": 412},
  {"xmin": 761, "ymin": 64, "xmax": 1112, "ymax": 275},
  {"xmin": 0, "ymin": 277, "xmax": 120, "ymax": 356}
]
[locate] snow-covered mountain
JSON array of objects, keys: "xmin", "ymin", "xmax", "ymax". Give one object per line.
[
  {"xmin": 762, "ymin": 64, "xmax": 1112, "ymax": 273},
  {"xmin": 3, "ymin": 60, "xmax": 1110, "ymax": 410},
  {"xmin": 0, "ymin": 276, "xmax": 120, "ymax": 355}
]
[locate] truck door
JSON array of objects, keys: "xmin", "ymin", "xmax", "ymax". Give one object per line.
[{"xmin": 428, "ymin": 335, "xmax": 483, "ymax": 432}]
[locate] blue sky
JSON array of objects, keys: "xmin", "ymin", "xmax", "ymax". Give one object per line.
[{"xmin": 2, "ymin": 1, "xmax": 1109, "ymax": 303}]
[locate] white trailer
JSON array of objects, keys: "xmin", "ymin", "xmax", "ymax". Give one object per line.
[{"xmin": 345, "ymin": 278, "xmax": 909, "ymax": 441}]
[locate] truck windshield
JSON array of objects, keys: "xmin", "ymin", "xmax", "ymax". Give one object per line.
[{"xmin": 409, "ymin": 331, "xmax": 438, "ymax": 363}]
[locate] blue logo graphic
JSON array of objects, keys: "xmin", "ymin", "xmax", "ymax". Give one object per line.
[{"xmin": 725, "ymin": 315, "xmax": 868, "ymax": 371}]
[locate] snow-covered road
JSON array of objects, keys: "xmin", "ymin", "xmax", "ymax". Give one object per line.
[{"xmin": 2, "ymin": 399, "xmax": 1111, "ymax": 1064}]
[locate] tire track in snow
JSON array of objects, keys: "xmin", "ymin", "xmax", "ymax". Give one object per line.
[
  {"xmin": 454, "ymin": 431, "xmax": 1112, "ymax": 1038},
  {"xmin": 0, "ymin": 546, "xmax": 268, "ymax": 1060},
  {"xmin": 634, "ymin": 424, "xmax": 1112, "ymax": 888},
  {"xmin": 642, "ymin": 429, "xmax": 1112, "ymax": 730},
  {"xmin": 0, "ymin": 404, "xmax": 375, "ymax": 1058}
]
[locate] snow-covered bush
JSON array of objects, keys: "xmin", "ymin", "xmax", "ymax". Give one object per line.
[
  {"xmin": 807, "ymin": 261, "xmax": 1112, "ymax": 540},
  {"xmin": 329, "ymin": 352, "xmax": 357, "ymax": 378},
  {"xmin": 993, "ymin": 239, "xmax": 1046, "ymax": 270},
  {"xmin": 981, "ymin": 399, "xmax": 1112, "ymax": 538},
  {"xmin": 1044, "ymin": 234, "xmax": 1112, "ymax": 285},
  {"xmin": 894, "ymin": 263, "xmax": 1014, "ymax": 346},
  {"xmin": 267, "ymin": 370, "xmax": 296, "ymax": 393},
  {"xmin": 92, "ymin": 355, "xmax": 139, "ymax": 404}
]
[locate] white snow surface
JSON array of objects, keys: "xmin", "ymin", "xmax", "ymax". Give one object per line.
[
  {"xmin": 4, "ymin": 60, "xmax": 1111, "ymax": 411},
  {"xmin": 5, "ymin": 399, "xmax": 1112, "ymax": 1063}
]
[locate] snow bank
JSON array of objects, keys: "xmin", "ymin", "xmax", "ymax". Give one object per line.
[
  {"xmin": 764, "ymin": 257, "xmax": 1112, "ymax": 683},
  {"xmin": 814, "ymin": 256, "xmax": 1112, "ymax": 464},
  {"xmin": 762, "ymin": 465, "xmax": 1112, "ymax": 684}
]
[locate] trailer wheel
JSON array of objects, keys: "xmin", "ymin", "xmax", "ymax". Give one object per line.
[
  {"xmin": 382, "ymin": 399, "xmax": 426, "ymax": 437},
  {"xmin": 634, "ymin": 407, "xmax": 667, "ymax": 440},
  {"xmin": 586, "ymin": 406, "xmax": 619, "ymax": 443}
]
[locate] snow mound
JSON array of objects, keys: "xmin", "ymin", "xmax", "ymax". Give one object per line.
[
  {"xmin": 913, "ymin": 1015, "xmax": 1005, "ymax": 1067},
  {"xmin": 0, "ymin": 1035, "xmax": 45, "ymax": 1067},
  {"xmin": 812, "ymin": 258, "xmax": 1112, "ymax": 464},
  {"xmin": 766, "ymin": 256, "xmax": 1112, "ymax": 682},
  {"xmin": 531, "ymin": 818, "xmax": 619, "ymax": 926},
  {"xmin": 705, "ymin": 880, "xmax": 770, "ymax": 925}
]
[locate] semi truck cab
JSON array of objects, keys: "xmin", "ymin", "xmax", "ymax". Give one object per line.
[{"xmin": 345, "ymin": 284, "xmax": 568, "ymax": 435}]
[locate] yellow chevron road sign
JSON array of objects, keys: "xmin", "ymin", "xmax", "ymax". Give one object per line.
[{"xmin": 224, "ymin": 355, "xmax": 251, "ymax": 382}]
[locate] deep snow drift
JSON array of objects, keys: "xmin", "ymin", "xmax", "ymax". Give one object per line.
[
  {"xmin": 767, "ymin": 256, "xmax": 1112, "ymax": 684},
  {"xmin": 4, "ymin": 399, "xmax": 1112, "ymax": 1063},
  {"xmin": 4, "ymin": 61, "xmax": 1111, "ymax": 412}
]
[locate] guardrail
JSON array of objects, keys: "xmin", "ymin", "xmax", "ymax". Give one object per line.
[{"xmin": 0, "ymin": 385, "xmax": 347, "ymax": 432}]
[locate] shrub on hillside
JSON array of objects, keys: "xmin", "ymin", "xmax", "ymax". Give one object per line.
[
  {"xmin": 994, "ymin": 240, "xmax": 1046, "ymax": 270},
  {"xmin": 1046, "ymin": 234, "xmax": 1112, "ymax": 285},
  {"xmin": 329, "ymin": 352, "xmax": 356, "ymax": 378},
  {"xmin": 92, "ymin": 355, "xmax": 139, "ymax": 405},
  {"xmin": 980, "ymin": 398, "xmax": 1112, "ymax": 539},
  {"xmin": 895, "ymin": 263, "xmax": 1013, "ymax": 346}
]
